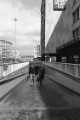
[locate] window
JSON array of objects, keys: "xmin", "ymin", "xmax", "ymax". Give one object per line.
[
  {"xmin": 73, "ymin": 29, "xmax": 77, "ymax": 40},
  {"xmin": 73, "ymin": 12, "xmax": 76, "ymax": 23},
  {"xmin": 73, "ymin": 7, "xmax": 80, "ymax": 23},
  {"xmin": 79, "ymin": 7, "xmax": 80, "ymax": 19},
  {"xmin": 77, "ymin": 7, "xmax": 79, "ymax": 20},
  {"xmin": 73, "ymin": 27, "xmax": 80, "ymax": 40},
  {"xmin": 73, "ymin": 0, "xmax": 77, "ymax": 6}
]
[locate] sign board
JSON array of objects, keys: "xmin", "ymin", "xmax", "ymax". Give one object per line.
[{"xmin": 53, "ymin": 0, "xmax": 67, "ymax": 11}]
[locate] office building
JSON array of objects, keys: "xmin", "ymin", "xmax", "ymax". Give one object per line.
[
  {"xmin": 46, "ymin": 0, "xmax": 80, "ymax": 63},
  {"xmin": 0, "ymin": 40, "xmax": 15, "ymax": 64}
]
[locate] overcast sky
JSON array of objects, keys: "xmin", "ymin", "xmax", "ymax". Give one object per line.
[{"xmin": 0, "ymin": 0, "xmax": 61, "ymax": 56}]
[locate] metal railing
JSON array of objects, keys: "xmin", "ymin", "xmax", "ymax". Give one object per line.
[
  {"xmin": 51, "ymin": 62, "xmax": 80, "ymax": 78},
  {"xmin": 0, "ymin": 62, "xmax": 29, "ymax": 78}
]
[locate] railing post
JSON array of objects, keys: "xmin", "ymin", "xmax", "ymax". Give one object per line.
[{"xmin": 75, "ymin": 64, "xmax": 79, "ymax": 77}]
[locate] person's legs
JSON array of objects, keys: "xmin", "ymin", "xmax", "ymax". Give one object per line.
[
  {"xmin": 27, "ymin": 72, "xmax": 30, "ymax": 80},
  {"xmin": 32, "ymin": 74, "xmax": 34, "ymax": 85}
]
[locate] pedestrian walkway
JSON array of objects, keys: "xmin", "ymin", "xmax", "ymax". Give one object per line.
[
  {"xmin": 0, "ymin": 75, "xmax": 80, "ymax": 120},
  {"xmin": 0, "ymin": 74, "xmax": 27, "ymax": 102}
]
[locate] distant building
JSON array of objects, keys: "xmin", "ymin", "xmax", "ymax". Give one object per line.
[
  {"xmin": 0, "ymin": 40, "xmax": 16, "ymax": 64},
  {"xmin": 34, "ymin": 44, "xmax": 40, "ymax": 58},
  {"xmin": 20, "ymin": 55, "xmax": 34, "ymax": 62}
]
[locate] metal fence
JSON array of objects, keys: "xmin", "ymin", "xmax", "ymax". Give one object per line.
[{"xmin": 0, "ymin": 62, "xmax": 29, "ymax": 78}]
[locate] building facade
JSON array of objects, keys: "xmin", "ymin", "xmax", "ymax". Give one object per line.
[
  {"xmin": 0, "ymin": 40, "xmax": 15, "ymax": 64},
  {"xmin": 34, "ymin": 44, "xmax": 41, "ymax": 58},
  {"xmin": 46, "ymin": 0, "xmax": 80, "ymax": 63},
  {"xmin": 72, "ymin": 0, "xmax": 80, "ymax": 40},
  {"xmin": 20, "ymin": 55, "xmax": 34, "ymax": 62}
]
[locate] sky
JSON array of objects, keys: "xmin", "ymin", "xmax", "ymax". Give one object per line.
[{"xmin": 0, "ymin": 0, "xmax": 61, "ymax": 56}]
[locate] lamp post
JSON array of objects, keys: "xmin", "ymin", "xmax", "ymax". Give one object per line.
[{"xmin": 14, "ymin": 17, "xmax": 18, "ymax": 63}]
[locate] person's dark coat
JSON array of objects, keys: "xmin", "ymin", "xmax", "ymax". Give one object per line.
[
  {"xmin": 34, "ymin": 66, "xmax": 40, "ymax": 75},
  {"xmin": 37, "ymin": 67, "xmax": 45, "ymax": 85}
]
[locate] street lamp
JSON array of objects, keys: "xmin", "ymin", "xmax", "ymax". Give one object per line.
[{"xmin": 14, "ymin": 17, "xmax": 18, "ymax": 63}]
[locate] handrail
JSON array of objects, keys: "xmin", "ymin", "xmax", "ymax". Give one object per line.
[{"xmin": 46, "ymin": 62, "xmax": 80, "ymax": 78}]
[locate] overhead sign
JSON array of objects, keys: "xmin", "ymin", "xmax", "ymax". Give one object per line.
[{"xmin": 53, "ymin": 0, "xmax": 67, "ymax": 11}]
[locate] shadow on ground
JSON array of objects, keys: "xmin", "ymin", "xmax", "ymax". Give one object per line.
[{"xmin": 37, "ymin": 77, "xmax": 80, "ymax": 120}]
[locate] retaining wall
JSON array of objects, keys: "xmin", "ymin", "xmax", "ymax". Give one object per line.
[{"xmin": 44, "ymin": 62, "xmax": 80, "ymax": 94}]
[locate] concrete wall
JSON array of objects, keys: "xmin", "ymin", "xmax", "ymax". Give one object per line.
[
  {"xmin": 46, "ymin": 0, "xmax": 73, "ymax": 54},
  {"xmin": 45, "ymin": 62, "xmax": 80, "ymax": 94}
]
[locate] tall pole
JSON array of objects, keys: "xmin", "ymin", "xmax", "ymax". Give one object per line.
[
  {"xmin": 41, "ymin": 0, "xmax": 45, "ymax": 61},
  {"xmin": 14, "ymin": 18, "xmax": 17, "ymax": 63}
]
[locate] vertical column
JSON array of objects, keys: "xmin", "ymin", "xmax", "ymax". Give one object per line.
[{"xmin": 41, "ymin": 0, "xmax": 45, "ymax": 61}]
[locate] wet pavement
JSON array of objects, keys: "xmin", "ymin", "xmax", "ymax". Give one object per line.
[{"xmin": 0, "ymin": 74, "xmax": 80, "ymax": 119}]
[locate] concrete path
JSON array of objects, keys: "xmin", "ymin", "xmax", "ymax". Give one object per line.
[
  {"xmin": 0, "ymin": 73, "xmax": 27, "ymax": 102},
  {"xmin": 0, "ymin": 74, "xmax": 80, "ymax": 119}
]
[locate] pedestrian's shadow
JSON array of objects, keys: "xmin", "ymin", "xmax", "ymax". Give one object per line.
[{"xmin": 37, "ymin": 77, "xmax": 69, "ymax": 120}]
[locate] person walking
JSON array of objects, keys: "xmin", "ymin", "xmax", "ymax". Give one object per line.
[
  {"xmin": 27, "ymin": 62, "xmax": 31, "ymax": 80},
  {"xmin": 28, "ymin": 63, "xmax": 35, "ymax": 85},
  {"xmin": 37, "ymin": 66, "xmax": 45, "ymax": 86}
]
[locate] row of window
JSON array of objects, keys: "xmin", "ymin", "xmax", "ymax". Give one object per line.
[
  {"xmin": 73, "ymin": 6, "xmax": 80, "ymax": 23},
  {"xmin": 72, "ymin": 1, "xmax": 80, "ymax": 40},
  {"xmin": 73, "ymin": 26, "xmax": 80, "ymax": 40},
  {"xmin": 73, "ymin": 0, "xmax": 77, "ymax": 6}
]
